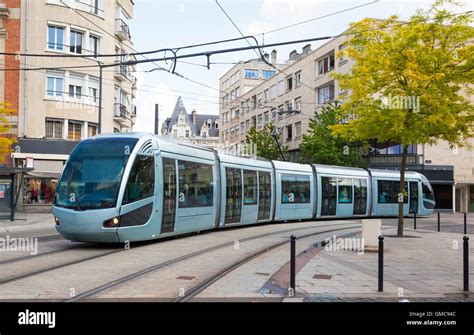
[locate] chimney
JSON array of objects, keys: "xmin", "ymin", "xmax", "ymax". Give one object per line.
[
  {"xmin": 263, "ymin": 53, "xmax": 270, "ymax": 63},
  {"xmin": 302, "ymin": 44, "xmax": 312, "ymax": 54},
  {"xmin": 154, "ymin": 104, "xmax": 159, "ymax": 135},
  {"xmin": 192, "ymin": 109, "xmax": 197, "ymax": 124},
  {"xmin": 289, "ymin": 49, "xmax": 298, "ymax": 60},
  {"xmin": 271, "ymin": 49, "xmax": 277, "ymax": 64}
]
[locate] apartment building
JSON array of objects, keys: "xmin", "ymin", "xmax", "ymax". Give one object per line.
[
  {"xmin": 219, "ymin": 32, "xmax": 474, "ymax": 213},
  {"xmin": 0, "ymin": 0, "xmax": 137, "ymax": 210}
]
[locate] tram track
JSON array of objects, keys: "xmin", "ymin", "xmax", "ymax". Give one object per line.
[{"xmin": 65, "ymin": 223, "xmax": 360, "ymax": 302}]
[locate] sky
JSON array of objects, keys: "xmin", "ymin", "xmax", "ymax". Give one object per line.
[{"xmin": 129, "ymin": 0, "xmax": 473, "ymax": 133}]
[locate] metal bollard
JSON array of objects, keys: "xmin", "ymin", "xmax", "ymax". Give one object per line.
[
  {"xmin": 290, "ymin": 235, "xmax": 296, "ymax": 295},
  {"xmin": 438, "ymin": 212, "xmax": 440, "ymax": 232},
  {"xmin": 464, "ymin": 236, "xmax": 469, "ymax": 292},
  {"xmin": 378, "ymin": 235, "xmax": 384, "ymax": 292},
  {"xmin": 464, "ymin": 213, "xmax": 467, "ymax": 235},
  {"xmin": 414, "ymin": 213, "xmax": 417, "ymax": 230}
]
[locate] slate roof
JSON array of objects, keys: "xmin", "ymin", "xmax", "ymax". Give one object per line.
[{"xmin": 162, "ymin": 97, "xmax": 219, "ymax": 137}]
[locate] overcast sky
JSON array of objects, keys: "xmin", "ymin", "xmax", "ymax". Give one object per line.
[{"xmin": 130, "ymin": 0, "xmax": 473, "ymax": 133}]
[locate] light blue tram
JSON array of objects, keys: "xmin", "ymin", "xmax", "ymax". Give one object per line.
[{"xmin": 53, "ymin": 133, "xmax": 435, "ymax": 242}]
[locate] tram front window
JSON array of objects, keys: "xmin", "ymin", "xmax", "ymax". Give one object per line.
[
  {"xmin": 422, "ymin": 182, "xmax": 435, "ymax": 201},
  {"xmin": 55, "ymin": 138, "xmax": 138, "ymax": 210}
]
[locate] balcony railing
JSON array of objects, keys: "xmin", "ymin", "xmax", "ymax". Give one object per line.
[
  {"xmin": 114, "ymin": 103, "xmax": 128, "ymax": 118},
  {"xmin": 115, "ymin": 19, "xmax": 131, "ymax": 41},
  {"xmin": 131, "ymin": 105, "xmax": 137, "ymax": 118},
  {"xmin": 114, "ymin": 64, "xmax": 129, "ymax": 81}
]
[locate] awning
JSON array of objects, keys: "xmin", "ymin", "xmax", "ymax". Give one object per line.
[{"xmin": 26, "ymin": 171, "xmax": 61, "ymax": 179}]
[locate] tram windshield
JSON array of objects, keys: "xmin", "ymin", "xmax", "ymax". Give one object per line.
[
  {"xmin": 422, "ymin": 182, "xmax": 435, "ymax": 201},
  {"xmin": 55, "ymin": 137, "xmax": 139, "ymax": 210}
]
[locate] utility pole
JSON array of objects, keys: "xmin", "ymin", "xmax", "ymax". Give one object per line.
[{"xmin": 154, "ymin": 104, "xmax": 159, "ymax": 135}]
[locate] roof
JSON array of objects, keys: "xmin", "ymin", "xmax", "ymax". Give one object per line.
[
  {"xmin": 162, "ymin": 97, "xmax": 219, "ymax": 137},
  {"xmin": 0, "ymin": 166, "xmax": 34, "ymax": 175}
]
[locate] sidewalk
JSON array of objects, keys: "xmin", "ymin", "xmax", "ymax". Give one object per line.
[
  {"xmin": 0, "ymin": 212, "xmax": 55, "ymax": 234},
  {"xmin": 296, "ymin": 226, "xmax": 473, "ymax": 301}
]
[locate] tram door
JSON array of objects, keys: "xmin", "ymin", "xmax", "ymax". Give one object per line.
[
  {"xmin": 353, "ymin": 179, "xmax": 368, "ymax": 215},
  {"xmin": 321, "ymin": 177, "xmax": 337, "ymax": 216},
  {"xmin": 161, "ymin": 158, "xmax": 176, "ymax": 233},
  {"xmin": 258, "ymin": 171, "xmax": 271, "ymax": 221},
  {"xmin": 225, "ymin": 168, "xmax": 242, "ymax": 224},
  {"xmin": 409, "ymin": 181, "xmax": 418, "ymax": 214}
]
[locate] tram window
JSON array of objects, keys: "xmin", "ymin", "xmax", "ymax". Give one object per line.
[
  {"xmin": 123, "ymin": 155, "xmax": 155, "ymax": 205},
  {"xmin": 178, "ymin": 161, "xmax": 213, "ymax": 208},
  {"xmin": 243, "ymin": 170, "xmax": 257, "ymax": 205},
  {"xmin": 422, "ymin": 183, "xmax": 435, "ymax": 201},
  {"xmin": 378, "ymin": 180, "xmax": 409, "ymax": 203},
  {"xmin": 338, "ymin": 179, "xmax": 352, "ymax": 203},
  {"xmin": 281, "ymin": 174, "xmax": 310, "ymax": 204}
]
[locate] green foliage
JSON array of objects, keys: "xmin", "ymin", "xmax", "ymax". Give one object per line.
[
  {"xmin": 245, "ymin": 123, "xmax": 287, "ymax": 161},
  {"xmin": 331, "ymin": 0, "xmax": 474, "ymax": 235},
  {"xmin": 300, "ymin": 102, "xmax": 367, "ymax": 167}
]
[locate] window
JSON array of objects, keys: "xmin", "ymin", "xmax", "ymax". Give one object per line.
[
  {"xmin": 68, "ymin": 121, "xmax": 82, "ymax": 140},
  {"xmin": 243, "ymin": 170, "xmax": 257, "ymax": 205},
  {"xmin": 422, "ymin": 183, "xmax": 435, "ymax": 201},
  {"xmin": 378, "ymin": 180, "xmax": 408, "ymax": 204},
  {"xmin": 250, "ymin": 95, "xmax": 257, "ymax": 109},
  {"xmin": 286, "ymin": 125, "xmax": 293, "ymax": 141},
  {"xmin": 281, "ymin": 174, "xmax": 310, "ymax": 203},
  {"xmin": 271, "ymin": 108, "xmax": 277, "ymax": 120},
  {"xmin": 295, "ymin": 97, "xmax": 302, "ymax": 111},
  {"xmin": 89, "ymin": 87, "xmax": 98, "ymax": 103},
  {"xmin": 185, "ymin": 130, "xmax": 190, "ymax": 138},
  {"xmin": 257, "ymin": 114, "xmax": 263, "ymax": 127},
  {"xmin": 270, "ymin": 84, "xmax": 278, "ymax": 100},
  {"xmin": 262, "ymin": 70, "xmax": 275, "ymax": 79},
  {"xmin": 123, "ymin": 155, "xmax": 155, "ymax": 205},
  {"xmin": 245, "ymin": 69, "xmax": 258, "ymax": 79},
  {"xmin": 295, "ymin": 122, "xmax": 302, "ymax": 137},
  {"xmin": 285, "ymin": 100, "xmax": 293, "ymax": 112},
  {"xmin": 70, "ymin": 30, "xmax": 83, "ymax": 54},
  {"xmin": 295, "ymin": 71, "xmax": 302, "ymax": 87},
  {"xmin": 89, "ymin": 35, "xmax": 100, "ymax": 57},
  {"xmin": 264, "ymin": 111, "xmax": 269, "ymax": 123},
  {"xmin": 257, "ymin": 93, "xmax": 263, "ymax": 107},
  {"xmin": 338, "ymin": 179, "xmax": 352, "ymax": 203},
  {"xmin": 317, "ymin": 53, "xmax": 335, "ymax": 75},
  {"xmin": 263, "ymin": 89, "xmax": 269, "ymax": 102},
  {"xmin": 88, "ymin": 124, "xmax": 98, "ymax": 137},
  {"xmin": 46, "ymin": 75, "xmax": 63, "ymax": 97},
  {"xmin": 69, "ymin": 85, "xmax": 82, "ymax": 99},
  {"xmin": 45, "ymin": 119, "xmax": 63, "ymax": 139},
  {"xmin": 215, "ymin": 121, "xmax": 219, "ymax": 129},
  {"xmin": 48, "ymin": 26, "xmax": 64, "ymax": 50},
  {"xmin": 286, "ymin": 76, "xmax": 293, "ymax": 91},
  {"xmin": 178, "ymin": 161, "xmax": 213, "ymax": 208},
  {"xmin": 317, "ymin": 84, "xmax": 335, "ymax": 104}
]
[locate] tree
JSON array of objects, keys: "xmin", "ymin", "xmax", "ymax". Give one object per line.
[
  {"xmin": 300, "ymin": 102, "xmax": 367, "ymax": 167},
  {"xmin": 245, "ymin": 123, "xmax": 287, "ymax": 161},
  {"xmin": 331, "ymin": 0, "xmax": 474, "ymax": 236},
  {"xmin": 0, "ymin": 104, "xmax": 16, "ymax": 164}
]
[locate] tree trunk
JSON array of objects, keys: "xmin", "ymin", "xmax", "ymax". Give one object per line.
[{"xmin": 397, "ymin": 144, "xmax": 408, "ymax": 237}]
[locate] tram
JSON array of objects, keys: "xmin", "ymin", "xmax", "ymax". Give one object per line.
[{"xmin": 52, "ymin": 133, "xmax": 435, "ymax": 242}]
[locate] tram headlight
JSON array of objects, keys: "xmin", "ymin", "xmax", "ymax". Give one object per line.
[
  {"xmin": 103, "ymin": 217, "xmax": 120, "ymax": 228},
  {"xmin": 54, "ymin": 217, "xmax": 60, "ymax": 226}
]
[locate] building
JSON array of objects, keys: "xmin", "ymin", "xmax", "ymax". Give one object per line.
[
  {"xmin": 218, "ymin": 30, "xmax": 473, "ymax": 213},
  {"xmin": 161, "ymin": 97, "xmax": 219, "ymax": 148},
  {"xmin": 0, "ymin": 0, "xmax": 137, "ymax": 211}
]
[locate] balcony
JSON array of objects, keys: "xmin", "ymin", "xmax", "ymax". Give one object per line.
[
  {"xmin": 131, "ymin": 105, "xmax": 137, "ymax": 118},
  {"xmin": 114, "ymin": 103, "xmax": 128, "ymax": 125},
  {"xmin": 114, "ymin": 64, "xmax": 129, "ymax": 81},
  {"xmin": 115, "ymin": 19, "xmax": 131, "ymax": 41}
]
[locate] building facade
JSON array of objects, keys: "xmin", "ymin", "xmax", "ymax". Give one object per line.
[
  {"xmin": 0, "ymin": 0, "xmax": 137, "ymax": 210},
  {"xmin": 219, "ymin": 32, "xmax": 473, "ymax": 213},
  {"xmin": 162, "ymin": 97, "xmax": 219, "ymax": 148}
]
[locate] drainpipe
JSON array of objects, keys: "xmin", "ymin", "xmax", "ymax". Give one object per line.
[{"xmin": 22, "ymin": 0, "xmax": 29, "ymax": 137}]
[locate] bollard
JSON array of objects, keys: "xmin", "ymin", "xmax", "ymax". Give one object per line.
[
  {"xmin": 464, "ymin": 236, "xmax": 469, "ymax": 292},
  {"xmin": 378, "ymin": 235, "xmax": 384, "ymax": 292},
  {"xmin": 464, "ymin": 213, "xmax": 467, "ymax": 235},
  {"xmin": 414, "ymin": 213, "xmax": 417, "ymax": 230},
  {"xmin": 438, "ymin": 212, "xmax": 440, "ymax": 232},
  {"xmin": 290, "ymin": 235, "xmax": 296, "ymax": 295}
]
